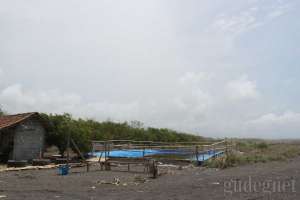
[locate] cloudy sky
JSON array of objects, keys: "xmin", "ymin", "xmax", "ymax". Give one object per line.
[{"xmin": 1, "ymin": 0, "xmax": 300, "ymax": 139}]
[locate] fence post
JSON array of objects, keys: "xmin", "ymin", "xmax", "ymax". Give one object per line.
[
  {"xmin": 202, "ymin": 146, "xmax": 205, "ymax": 161},
  {"xmin": 225, "ymin": 138, "xmax": 228, "ymax": 156},
  {"xmin": 213, "ymin": 143, "xmax": 216, "ymax": 156},
  {"xmin": 195, "ymin": 146, "xmax": 199, "ymax": 162}
]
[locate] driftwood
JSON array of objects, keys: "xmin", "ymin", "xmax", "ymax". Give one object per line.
[
  {"xmin": 0, "ymin": 164, "xmax": 57, "ymax": 172},
  {"xmin": 0, "ymin": 163, "xmax": 85, "ymax": 173}
]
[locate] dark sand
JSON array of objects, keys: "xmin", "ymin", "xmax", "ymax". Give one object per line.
[{"xmin": 0, "ymin": 158, "xmax": 300, "ymax": 200}]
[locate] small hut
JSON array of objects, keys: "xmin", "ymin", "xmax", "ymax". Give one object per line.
[{"xmin": 0, "ymin": 112, "xmax": 46, "ymax": 162}]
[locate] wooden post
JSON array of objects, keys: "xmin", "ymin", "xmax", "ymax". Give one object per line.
[
  {"xmin": 104, "ymin": 142, "xmax": 107, "ymax": 161},
  {"xmin": 86, "ymin": 162, "xmax": 90, "ymax": 172},
  {"xmin": 100, "ymin": 156, "xmax": 104, "ymax": 171},
  {"xmin": 70, "ymin": 138, "xmax": 85, "ymax": 160},
  {"xmin": 213, "ymin": 144, "xmax": 216, "ymax": 156},
  {"xmin": 70, "ymin": 138, "xmax": 89, "ymax": 172},
  {"xmin": 104, "ymin": 142, "xmax": 108, "ymax": 170},
  {"xmin": 149, "ymin": 160, "xmax": 158, "ymax": 178},
  {"xmin": 92, "ymin": 141, "xmax": 95, "ymax": 158},
  {"xmin": 195, "ymin": 146, "xmax": 199, "ymax": 162},
  {"xmin": 202, "ymin": 146, "xmax": 205, "ymax": 161},
  {"xmin": 66, "ymin": 132, "xmax": 71, "ymax": 165},
  {"xmin": 225, "ymin": 138, "xmax": 228, "ymax": 156}
]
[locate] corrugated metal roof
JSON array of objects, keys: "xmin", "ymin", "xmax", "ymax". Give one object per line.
[{"xmin": 0, "ymin": 112, "xmax": 39, "ymax": 130}]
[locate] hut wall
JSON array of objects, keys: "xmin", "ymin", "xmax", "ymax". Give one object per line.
[
  {"xmin": 13, "ymin": 118, "xmax": 45, "ymax": 161},
  {"xmin": 0, "ymin": 129, "xmax": 15, "ymax": 162}
]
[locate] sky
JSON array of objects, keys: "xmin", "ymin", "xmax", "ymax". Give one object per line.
[{"xmin": 0, "ymin": 0, "xmax": 300, "ymax": 139}]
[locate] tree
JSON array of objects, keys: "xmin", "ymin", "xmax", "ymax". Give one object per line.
[
  {"xmin": 42, "ymin": 113, "xmax": 205, "ymax": 155},
  {"xmin": 42, "ymin": 113, "xmax": 74, "ymax": 156}
]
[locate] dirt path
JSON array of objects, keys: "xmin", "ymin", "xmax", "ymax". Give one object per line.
[{"xmin": 0, "ymin": 158, "xmax": 300, "ymax": 200}]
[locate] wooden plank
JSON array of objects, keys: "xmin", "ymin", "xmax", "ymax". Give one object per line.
[{"xmin": 70, "ymin": 138, "xmax": 85, "ymax": 161}]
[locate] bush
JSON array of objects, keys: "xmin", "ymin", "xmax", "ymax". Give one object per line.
[
  {"xmin": 204, "ymin": 153, "xmax": 240, "ymax": 169},
  {"xmin": 256, "ymin": 142, "xmax": 269, "ymax": 150},
  {"xmin": 41, "ymin": 113, "xmax": 205, "ymax": 156}
]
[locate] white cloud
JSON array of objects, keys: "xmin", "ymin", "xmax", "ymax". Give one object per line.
[
  {"xmin": 213, "ymin": 9, "xmax": 259, "ymax": 36},
  {"xmin": 226, "ymin": 76, "xmax": 259, "ymax": 100},
  {"xmin": 0, "ymin": 84, "xmax": 140, "ymax": 121},
  {"xmin": 249, "ymin": 112, "xmax": 300, "ymax": 125},
  {"xmin": 246, "ymin": 112, "xmax": 300, "ymax": 138},
  {"xmin": 0, "ymin": 84, "xmax": 80, "ymax": 113},
  {"xmin": 0, "ymin": 68, "xmax": 3, "ymax": 78},
  {"xmin": 179, "ymin": 72, "xmax": 212, "ymax": 85},
  {"xmin": 0, "ymin": 0, "xmax": 299, "ymax": 139},
  {"xmin": 267, "ymin": 3, "xmax": 291, "ymax": 20},
  {"xmin": 1, "ymin": 74, "xmax": 298, "ymax": 139},
  {"xmin": 177, "ymin": 72, "xmax": 213, "ymax": 112},
  {"xmin": 212, "ymin": 1, "xmax": 293, "ymax": 37}
]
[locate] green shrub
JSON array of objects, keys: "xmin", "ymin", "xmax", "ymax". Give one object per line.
[
  {"xmin": 256, "ymin": 142, "xmax": 269, "ymax": 150},
  {"xmin": 41, "ymin": 113, "xmax": 205, "ymax": 155},
  {"xmin": 206, "ymin": 141, "xmax": 300, "ymax": 169},
  {"xmin": 204, "ymin": 153, "xmax": 240, "ymax": 169}
]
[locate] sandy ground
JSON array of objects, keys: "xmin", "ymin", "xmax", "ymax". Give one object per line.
[{"xmin": 0, "ymin": 158, "xmax": 300, "ymax": 200}]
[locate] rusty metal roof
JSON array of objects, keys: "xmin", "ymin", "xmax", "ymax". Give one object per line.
[{"xmin": 0, "ymin": 112, "xmax": 39, "ymax": 130}]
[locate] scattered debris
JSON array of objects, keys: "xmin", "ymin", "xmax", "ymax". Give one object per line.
[
  {"xmin": 0, "ymin": 163, "xmax": 85, "ymax": 173},
  {"xmin": 97, "ymin": 177, "xmax": 121, "ymax": 186},
  {"xmin": 0, "ymin": 195, "xmax": 7, "ymax": 198},
  {"xmin": 158, "ymin": 164, "xmax": 178, "ymax": 168},
  {"xmin": 96, "ymin": 176, "xmax": 150, "ymax": 187},
  {"xmin": 0, "ymin": 165, "xmax": 57, "ymax": 172},
  {"xmin": 113, "ymin": 178, "xmax": 120, "ymax": 185},
  {"xmin": 134, "ymin": 176, "xmax": 148, "ymax": 184}
]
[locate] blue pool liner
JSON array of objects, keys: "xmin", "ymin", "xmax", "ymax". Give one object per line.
[{"xmin": 89, "ymin": 149, "xmax": 224, "ymax": 162}]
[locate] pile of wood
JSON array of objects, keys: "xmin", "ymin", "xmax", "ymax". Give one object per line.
[{"xmin": 0, "ymin": 164, "xmax": 57, "ymax": 172}]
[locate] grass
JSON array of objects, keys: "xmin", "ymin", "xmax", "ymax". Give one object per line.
[{"xmin": 204, "ymin": 141, "xmax": 300, "ymax": 169}]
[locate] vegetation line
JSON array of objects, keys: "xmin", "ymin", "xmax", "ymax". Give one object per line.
[{"xmin": 41, "ymin": 113, "xmax": 206, "ymax": 156}]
